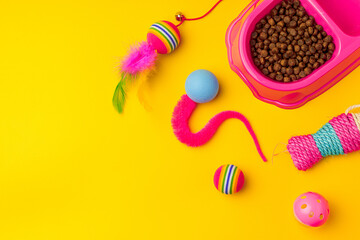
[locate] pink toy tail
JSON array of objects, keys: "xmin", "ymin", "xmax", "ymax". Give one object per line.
[{"xmin": 171, "ymin": 94, "xmax": 267, "ymax": 162}]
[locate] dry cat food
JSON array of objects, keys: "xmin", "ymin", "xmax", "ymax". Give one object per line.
[{"xmin": 250, "ymin": 0, "xmax": 335, "ymax": 82}]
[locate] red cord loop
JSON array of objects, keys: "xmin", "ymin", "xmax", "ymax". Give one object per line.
[{"xmin": 175, "ymin": 0, "xmax": 223, "ymax": 27}]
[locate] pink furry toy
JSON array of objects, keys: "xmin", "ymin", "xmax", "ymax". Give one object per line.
[{"xmin": 171, "ymin": 70, "xmax": 267, "ymax": 162}]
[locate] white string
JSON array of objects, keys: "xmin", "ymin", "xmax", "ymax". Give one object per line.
[
  {"xmin": 271, "ymin": 142, "xmax": 288, "ymax": 164},
  {"xmin": 352, "ymin": 113, "xmax": 360, "ymax": 133},
  {"xmin": 345, "ymin": 105, "xmax": 360, "ymax": 114}
]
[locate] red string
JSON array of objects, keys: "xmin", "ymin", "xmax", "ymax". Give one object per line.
[{"xmin": 175, "ymin": 0, "xmax": 223, "ymax": 27}]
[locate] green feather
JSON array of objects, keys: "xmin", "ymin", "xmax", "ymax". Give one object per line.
[{"xmin": 112, "ymin": 73, "xmax": 136, "ymax": 114}]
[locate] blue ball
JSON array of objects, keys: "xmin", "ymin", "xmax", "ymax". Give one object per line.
[{"xmin": 185, "ymin": 70, "xmax": 219, "ymax": 103}]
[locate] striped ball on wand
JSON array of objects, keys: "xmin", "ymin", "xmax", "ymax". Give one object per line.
[{"xmin": 112, "ymin": 0, "xmax": 223, "ymax": 113}]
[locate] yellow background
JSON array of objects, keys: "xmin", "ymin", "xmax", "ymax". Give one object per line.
[{"xmin": 1, "ymin": 0, "xmax": 360, "ymax": 239}]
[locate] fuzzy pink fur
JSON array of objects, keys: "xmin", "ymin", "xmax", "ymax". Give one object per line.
[
  {"xmin": 171, "ymin": 94, "xmax": 267, "ymax": 162},
  {"xmin": 121, "ymin": 41, "xmax": 157, "ymax": 75}
]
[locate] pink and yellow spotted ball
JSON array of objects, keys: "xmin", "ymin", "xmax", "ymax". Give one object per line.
[{"xmin": 294, "ymin": 192, "xmax": 330, "ymax": 227}]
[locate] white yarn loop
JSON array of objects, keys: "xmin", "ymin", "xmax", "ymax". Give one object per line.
[
  {"xmin": 352, "ymin": 113, "xmax": 360, "ymax": 133},
  {"xmin": 345, "ymin": 105, "xmax": 360, "ymax": 114}
]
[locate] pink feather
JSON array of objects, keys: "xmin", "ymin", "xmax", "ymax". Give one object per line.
[
  {"xmin": 121, "ymin": 41, "xmax": 157, "ymax": 75},
  {"xmin": 171, "ymin": 94, "xmax": 267, "ymax": 162}
]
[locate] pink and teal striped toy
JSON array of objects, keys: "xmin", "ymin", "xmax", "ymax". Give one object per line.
[{"xmin": 288, "ymin": 105, "xmax": 360, "ymax": 171}]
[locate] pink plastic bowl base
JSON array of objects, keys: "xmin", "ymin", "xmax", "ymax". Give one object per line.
[
  {"xmin": 226, "ymin": 0, "xmax": 360, "ymax": 109},
  {"xmin": 293, "ymin": 192, "xmax": 330, "ymax": 227}
]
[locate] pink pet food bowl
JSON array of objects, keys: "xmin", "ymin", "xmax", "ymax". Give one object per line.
[{"xmin": 226, "ymin": 0, "xmax": 360, "ymax": 109}]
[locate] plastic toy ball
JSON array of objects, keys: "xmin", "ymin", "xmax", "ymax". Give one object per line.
[
  {"xmin": 213, "ymin": 164, "xmax": 244, "ymax": 194},
  {"xmin": 293, "ymin": 192, "xmax": 330, "ymax": 227},
  {"xmin": 185, "ymin": 69, "xmax": 219, "ymax": 103}
]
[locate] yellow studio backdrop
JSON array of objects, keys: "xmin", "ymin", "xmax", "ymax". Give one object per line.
[{"xmin": 1, "ymin": 0, "xmax": 360, "ymax": 239}]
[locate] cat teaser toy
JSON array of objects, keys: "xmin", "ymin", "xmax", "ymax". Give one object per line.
[
  {"xmin": 287, "ymin": 105, "xmax": 360, "ymax": 171},
  {"xmin": 113, "ymin": 0, "xmax": 223, "ymax": 113}
]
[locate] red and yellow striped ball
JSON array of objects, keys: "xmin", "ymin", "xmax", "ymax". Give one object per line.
[
  {"xmin": 147, "ymin": 21, "xmax": 181, "ymax": 54},
  {"xmin": 213, "ymin": 164, "xmax": 244, "ymax": 194}
]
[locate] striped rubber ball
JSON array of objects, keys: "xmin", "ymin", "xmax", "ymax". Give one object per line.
[
  {"xmin": 147, "ymin": 21, "xmax": 181, "ymax": 54},
  {"xmin": 213, "ymin": 164, "xmax": 244, "ymax": 194}
]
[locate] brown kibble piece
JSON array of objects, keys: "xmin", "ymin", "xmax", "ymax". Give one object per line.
[
  {"xmin": 277, "ymin": 21, "xmax": 285, "ymax": 27},
  {"xmin": 301, "ymin": 44, "xmax": 308, "ymax": 51},
  {"xmin": 276, "ymin": 74, "xmax": 284, "ymax": 81},
  {"xmin": 271, "ymin": 8, "xmax": 278, "ymax": 16},
  {"xmin": 271, "ymin": 47, "xmax": 279, "ymax": 54},
  {"xmin": 260, "ymin": 57, "xmax": 265, "ymax": 65},
  {"xmin": 268, "ymin": 65, "xmax": 273, "ymax": 73},
  {"xmin": 315, "ymin": 43, "xmax": 322, "ymax": 51},
  {"xmin": 271, "ymin": 35, "xmax": 278, "ymax": 43},
  {"xmin": 259, "ymin": 32, "xmax": 268, "ymax": 40},
  {"xmin": 284, "ymin": 16, "xmax": 291, "ymax": 24},
  {"xmin": 328, "ymin": 42, "xmax": 335, "ymax": 51},
  {"xmin": 303, "ymin": 56, "xmax": 309, "ymax": 63},
  {"xmin": 289, "ymin": 8, "xmax": 296, "ymax": 16},
  {"xmin": 261, "ymin": 50, "xmax": 268, "ymax": 57},
  {"xmin": 299, "ymin": 23, "xmax": 306, "ymax": 29},
  {"xmin": 289, "ymin": 20, "xmax": 297, "ymax": 27},
  {"xmin": 309, "ymin": 56, "xmax": 316, "ymax": 64},
  {"xmin": 304, "ymin": 67, "xmax": 312, "ymax": 75},
  {"xmin": 288, "ymin": 28, "xmax": 297, "ymax": 36},
  {"xmin": 310, "ymin": 46, "xmax": 316, "ymax": 54},
  {"xmin": 288, "ymin": 58, "xmax": 296, "ymax": 67},
  {"xmin": 326, "ymin": 52, "xmax": 332, "ymax": 60},
  {"xmin": 299, "ymin": 71, "xmax": 306, "ymax": 78},
  {"xmin": 313, "ymin": 62, "xmax": 320, "ymax": 69},
  {"xmin": 268, "ymin": 18, "xmax": 276, "ymax": 26},
  {"xmin": 324, "ymin": 35, "xmax": 333, "ymax": 43},
  {"xmin": 294, "ymin": 67, "xmax": 300, "ymax": 74},
  {"xmin": 268, "ymin": 28, "xmax": 275, "ymax": 35},
  {"xmin": 274, "ymin": 63, "xmax": 281, "ymax": 72},
  {"xmin": 305, "ymin": 19, "xmax": 314, "ymax": 27},
  {"xmin": 280, "ymin": 59, "xmax": 288, "ymax": 66},
  {"xmin": 286, "ymin": 67, "xmax": 294, "ymax": 75},
  {"xmin": 308, "ymin": 27, "xmax": 314, "ymax": 35},
  {"xmin": 269, "ymin": 73, "xmax": 276, "ymax": 79},
  {"xmin": 315, "ymin": 25, "xmax": 323, "ymax": 31},
  {"xmin": 262, "ymin": 68, "xmax": 269, "ymax": 75}
]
